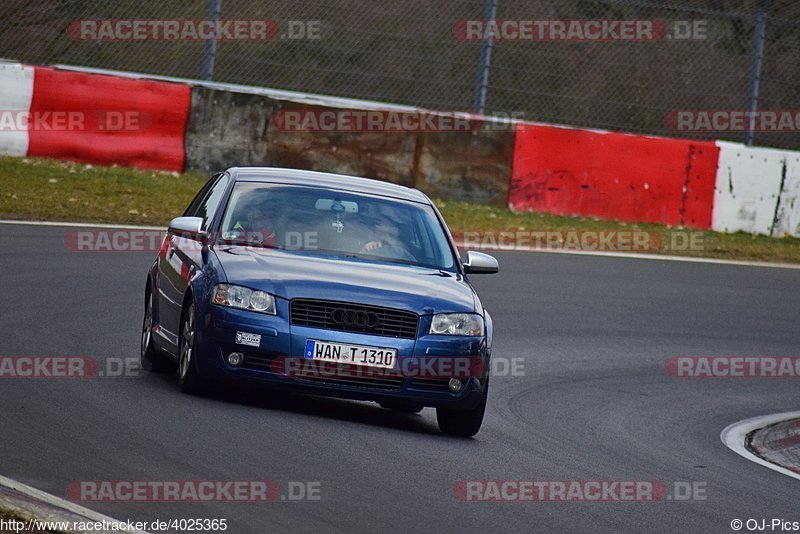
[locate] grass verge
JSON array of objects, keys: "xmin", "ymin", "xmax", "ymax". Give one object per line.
[
  {"xmin": 2, "ymin": 156, "xmax": 800, "ymax": 264},
  {"xmin": 0, "ymin": 507, "xmax": 65, "ymax": 533}
]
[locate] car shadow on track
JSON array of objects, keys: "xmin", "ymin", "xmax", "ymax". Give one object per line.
[{"xmin": 144, "ymin": 371, "xmax": 447, "ymax": 437}]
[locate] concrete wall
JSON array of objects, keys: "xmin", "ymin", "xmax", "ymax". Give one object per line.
[
  {"xmin": 184, "ymin": 86, "xmax": 274, "ymax": 173},
  {"xmin": 186, "ymin": 95, "xmax": 513, "ymax": 206},
  {"xmin": 414, "ymin": 128, "xmax": 514, "ymax": 206},
  {"xmin": 266, "ymin": 102, "xmax": 419, "ymax": 187}
]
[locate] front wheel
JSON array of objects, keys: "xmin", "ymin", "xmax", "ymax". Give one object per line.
[
  {"xmin": 141, "ymin": 291, "xmax": 176, "ymax": 373},
  {"xmin": 436, "ymin": 381, "xmax": 488, "ymax": 437},
  {"xmin": 178, "ymin": 302, "xmax": 206, "ymax": 394}
]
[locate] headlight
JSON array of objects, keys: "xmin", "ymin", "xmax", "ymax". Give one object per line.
[
  {"xmin": 212, "ymin": 284, "xmax": 276, "ymax": 315},
  {"xmin": 429, "ymin": 313, "xmax": 484, "ymax": 336}
]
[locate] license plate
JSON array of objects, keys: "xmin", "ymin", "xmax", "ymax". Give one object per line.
[{"xmin": 304, "ymin": 340, "xmax": 397, "ymax": 370}]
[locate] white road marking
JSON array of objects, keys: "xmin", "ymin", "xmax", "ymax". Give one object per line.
[
  {"xmin": 0, "ymin": 219, "xmax": 799, "ymax": 270},
  {"xmin": 0, "ymin": 473, "xmax": 149, "ymax": 533},
  {"xmin": 0, "ymin": 219, "xmax": 164, "ymax": 231},
  {"xmin": 452, "ymin": 240, "xmax": 800, "ymax": 270},
  {"xmin": 720, "ymin": 411, "xmax": 800, "ymax": 482}
]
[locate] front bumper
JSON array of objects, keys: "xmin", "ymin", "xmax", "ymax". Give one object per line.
[{"xmin": 193, "ymin": 303, "xmax": 488, "ymax": 409}]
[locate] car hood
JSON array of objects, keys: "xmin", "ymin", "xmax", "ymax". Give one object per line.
[{"xmin": 213, "ymin": 246, "xmax": 476, "ymax": 315}]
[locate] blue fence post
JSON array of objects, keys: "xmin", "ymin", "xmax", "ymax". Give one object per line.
[
  {"xmin": 744, "ymin": 0, "xmax": 773, "ymax": 146},
  {"xmin": 201, "ymin": 0, "xmax": 222, "ymax": 81},
  {"xmin": 472, "ymin": 0, "xmax": 497, "ymax": 115}
]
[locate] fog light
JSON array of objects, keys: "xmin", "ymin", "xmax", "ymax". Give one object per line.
[
  {"xmin": 227, "ymin": 352, "xmax": 244, "ymax": 366},
  {"xmin": 448, "ymin": 378, "xmax": 464, "ymax": 392}
]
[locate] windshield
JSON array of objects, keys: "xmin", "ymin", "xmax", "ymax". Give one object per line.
[{"xmin": 217, "ymin": 183, "xmax": 457, "ymax": 270}]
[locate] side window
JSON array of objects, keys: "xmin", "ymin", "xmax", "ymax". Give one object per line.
[
  {"xmin": 184, "ymin": 173, "xmax": 230, "ymax": 229},
  {"xmin": 184, "ymin": 174, "xmax": 219, "ymax": 217}
]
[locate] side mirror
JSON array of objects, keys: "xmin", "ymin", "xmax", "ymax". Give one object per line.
[
  {"xmin": 168, "ymin": 216, "xmax": 206, "ymax": 241},
  {"xmin": 463, "ymin": 250, "xmax": 499, "ymax": 274}
]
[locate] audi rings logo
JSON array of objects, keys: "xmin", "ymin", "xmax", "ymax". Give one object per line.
[{"xmin": 330, "ymin": 309, "xmax": 380, "ymax": 328}]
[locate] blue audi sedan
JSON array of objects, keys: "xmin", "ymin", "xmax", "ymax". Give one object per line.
[{"xmin": 141, "ymin": 167, "xmax": 498, "ymax": 436}]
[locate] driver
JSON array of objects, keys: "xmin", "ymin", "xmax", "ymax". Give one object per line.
[{"xmin": 360, "ymin": 206, "xmax": 414, "ymax": 261}]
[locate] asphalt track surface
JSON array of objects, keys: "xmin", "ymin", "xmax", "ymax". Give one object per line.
[{"xmin": 1, "ymin": 223, "xmax": 799, "ymax": 533}]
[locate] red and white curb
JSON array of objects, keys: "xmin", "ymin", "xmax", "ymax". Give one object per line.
[{"xmin": 721, "ymin": 411, "xmax": 800, "ymax": 482}]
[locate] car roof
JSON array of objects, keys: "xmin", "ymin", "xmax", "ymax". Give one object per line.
[{"xmin": 229, "ymin": 167, "xmax": 431, "ymax": 204}]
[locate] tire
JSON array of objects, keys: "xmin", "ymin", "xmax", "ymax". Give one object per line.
[
  {"xmin": 178, "ymin": 301, "xmax": 206, "ymax": 394},
  {"xmin": 379, "ymin": 400, "xmax": 424, "ymax": 414},
  {"xmin": 436, "ymin": 380, "xmax": 489, "ymax": 437},
  {"xmin": 141, "ymin": 291, "xmax": 177, "ymax": 373}
]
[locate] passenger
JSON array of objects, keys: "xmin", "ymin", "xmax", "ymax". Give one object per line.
[{"xmin": 233, "ymin": 203, "xmax": 278, "ymax": 247}]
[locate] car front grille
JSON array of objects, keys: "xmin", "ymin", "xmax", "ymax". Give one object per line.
[
  {"xmin": 240, "ymin": 354, "xmax": 404, "ymax": 390},
  {"xmin": 290, "ymin": 299, "xmax": 419, "ymax": 339}
]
